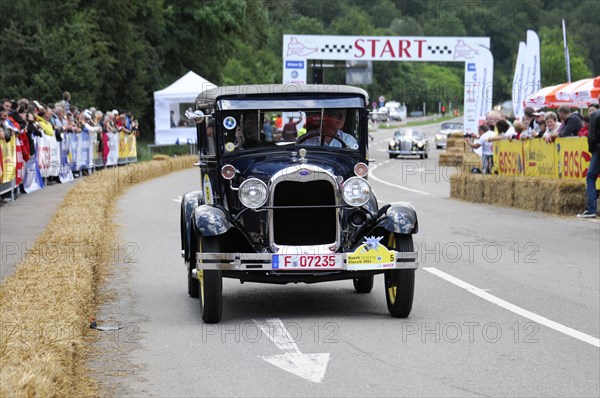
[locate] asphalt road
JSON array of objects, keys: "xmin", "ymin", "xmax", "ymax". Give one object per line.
[{"xmin": 91, "ymin": 121, "xmax": 600, "ymax": 397}]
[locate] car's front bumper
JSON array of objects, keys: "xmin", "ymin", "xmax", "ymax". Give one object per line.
[
  {"xmin": 388, "ymin": 148, "xmax": 427, "ymax": 156},
  {"xmin": 196, "ymin": 251, "xmax": 418, "ymax": 271}
]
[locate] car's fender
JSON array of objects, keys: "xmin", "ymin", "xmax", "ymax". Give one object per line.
[
  {"xmin": 192, "ymin": 205, "xmax": 232, "ymax": 237},
  {"xmin": 377, "ymin": 202, "xmax": 418, "ymax": 234},
  {"xmin": 181, "ymin": 191, "xmax": 203, "ymax": 261}
]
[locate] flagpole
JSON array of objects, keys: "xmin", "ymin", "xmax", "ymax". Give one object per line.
[{"xmin": 562, "ymin": 19, "xmax": 571, "ymax": 83}]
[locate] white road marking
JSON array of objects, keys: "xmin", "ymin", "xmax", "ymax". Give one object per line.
[
  {"xmin": 369, "ymin": 163, "xmax": 434, "ymax": 196},
  {"xmin": 172, "ymin": 195, "xmax": 182, "ymax": 203},
  {"xmin": 255, "ymin": 318, "xmax": 330, "ymax": 383},
  {"xmin": 423, "ymin": 267, "xmax": 600, "ymax": 348}
]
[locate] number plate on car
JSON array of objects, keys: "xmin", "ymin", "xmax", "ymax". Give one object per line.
[{"xmin": 272, "ymin": 254, "xmax": 343, "ymax": 270}]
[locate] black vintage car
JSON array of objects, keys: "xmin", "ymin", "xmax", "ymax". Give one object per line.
[{"xmin": 180, "ymin": 85, "xmax": 419, "ymax": 323}]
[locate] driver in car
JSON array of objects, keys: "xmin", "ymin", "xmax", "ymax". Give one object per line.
[{"xmin": 299, "ymin": 109, "xmax": 358, "ymax": 148}]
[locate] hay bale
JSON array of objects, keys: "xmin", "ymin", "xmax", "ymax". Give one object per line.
[
  {"xmin": 439, "ymin": 153, "xmax": 463, "ymax": 167},
  {"xmin": 446, "ymin": 138, "xmax": 466, "ymax": 151},
  {"xmin": 449, "ymin": 174, "xmax": 463, "ymax": 199},
  {"xmin": 451, "ymin": 165, "xmax": 587, "ymax": 217},
  {"xmin": 464, "ymin": 174, "xmax": 484, "ymax": 202},
  {"xmin": 461, "ymin": 153, "xmax": 482, "ymax": 173},
  {"xmin": 513, "ymin": 177, "xmax": 539, "ymax": 211},
  {"xmin": 152, "ymin": 154, "xmax": 171, "ymax": 161},
  {"xmin": 555, "ymin": 179, "xmax": 586, "ymax": 215},
  {"xmin": 0, "ymin": 155, "xmax": 197, "ymax": 397},
  {"xmin": 535, "ymin": 179, "xmax": 558, "ymax": 213},
  {"xmin": 482, "ymin": 175, "xmax": 514, "ymax": 206}
]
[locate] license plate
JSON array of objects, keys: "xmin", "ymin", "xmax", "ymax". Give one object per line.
[{"xmin": 272, "ymin": 254, "xmax": 342, "ymax": 270}]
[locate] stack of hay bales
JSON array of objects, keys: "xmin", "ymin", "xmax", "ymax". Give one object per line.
[
  {"xmin": 439, "ymin": 132, "xmax": 481, "ymax": 171},
  {"xmin": 450, "ymin": 173, "xmax": 587, "ymax": 216},
  {"xmin": 0, "ymin": 155, "xmax": 197, "ymax": 397}
]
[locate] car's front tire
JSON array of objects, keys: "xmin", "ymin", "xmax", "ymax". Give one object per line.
[
  {"xmin": 197, "ymin": 236, "xmax": 223, "ymax": 323},
  {"xmin": 384, "ymin": 233, "xmax": 415, "ymax": 318},
  {"xmin": 353, "ymin": 275, "xmax": 374, "ymax": 293},
  {"xmin": 187, "ymin": 261, "xmax": 199, "ymax": 298}
]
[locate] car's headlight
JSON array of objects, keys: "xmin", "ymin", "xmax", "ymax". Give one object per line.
[
  {"xmin": 417, "ymin": 142, "xmax": 424, "ymax": 148},
  {"xmin": 239, "ymin": 178, "xmax": 268, "ymax": 208},
  {"xmin": 389, "ymin": 140, "xmax": 396, "ymax": 147},
  {"xmin": 342, "ymin": 177, "xmax": 371, "ymax": 207},
  {"xmin": 435, "ymin": 134, "xmax": 442, "ymax": 140}
]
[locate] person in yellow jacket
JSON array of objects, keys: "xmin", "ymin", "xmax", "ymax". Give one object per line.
[{"xmin": 35, "ymin": 105, "xmax": 54, "ymax": 136}]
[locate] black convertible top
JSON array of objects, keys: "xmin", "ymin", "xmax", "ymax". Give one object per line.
[{"xmin": 195, "ymin": 84, "xmax": 368, "ymax": 108}]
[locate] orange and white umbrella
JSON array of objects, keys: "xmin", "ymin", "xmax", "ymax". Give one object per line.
[
  {"xmin": 523, "ymin": 82, "xmax": 575, "ymax": 108},
  {"xmin": 568, "ymin": 76, "xmax": 600, "ymax": 106},
  {"xmin": 525, "ymin": 76, "xmax": 600, "ymax": 109}
]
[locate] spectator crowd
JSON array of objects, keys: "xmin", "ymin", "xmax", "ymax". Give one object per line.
[
  {"xmin": 465, "ymin": 98, "xmax": 600, "ymax": 218},
  {"xmin": 0, "ymin": 92, "xmax": 139, "ymax": 204}
]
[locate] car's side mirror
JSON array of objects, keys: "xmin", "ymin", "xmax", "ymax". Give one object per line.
[{"xmin": 185, "ymin": 108, "xmax": 209, "ymax": 120}]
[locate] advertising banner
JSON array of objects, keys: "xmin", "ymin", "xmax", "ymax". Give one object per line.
[
  {"xmin": 512, "ymin": 41, "xmax": 527, "ymax": 119},
  {"xmin": 36, "ymin": 134, "xmax": 60, "ymax": 178},
  {"xmin": 0, "ymin": 138, "xmax": 16, "ymax": 183},
  {"xmin": 556, "ymin": 137, "xmax": 593, "ymax": 180},
  {"xmin": 493, "ymin": 140, "xmax": 524, "ymax": 176},
  {"xmin": 523, "ymin": 139, "xmax": 555, "ymax": 178},
  {"xmin": 107, "ymin": 132, "xmax": 119, "ymax": 166},
  {"xmin": 493, "ymin": 137, "xmax": 599, "ymax": 190}
]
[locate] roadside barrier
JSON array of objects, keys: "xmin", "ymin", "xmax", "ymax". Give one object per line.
[
  {"xmin": 452, "ymin": 137, "xmax": 598, "ymax": 214},
  {"xmin": 0, "ymin": 132, "xmax": 137, "ymax": 200}
]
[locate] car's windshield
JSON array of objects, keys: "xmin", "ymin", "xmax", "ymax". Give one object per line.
[
  {"xmin": 395, "ymin": 129, "xmax": 425, "ymax": 140},
  {"xmin": 216, "ymin": 107, "xmax": 363, "ymax": 154}
]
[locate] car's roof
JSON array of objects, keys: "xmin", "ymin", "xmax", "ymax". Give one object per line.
[{"xmin": 195, "ymin": 84, "xmax": 369, "ymax": 107}]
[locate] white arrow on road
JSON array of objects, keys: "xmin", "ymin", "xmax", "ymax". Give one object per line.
[{"xmin": 255, "ymin": 318, "xmax": 330, "ymax": 383}]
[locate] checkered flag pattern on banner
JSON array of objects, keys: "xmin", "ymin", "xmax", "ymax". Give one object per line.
[
  {"xmin": 321, "ymin": 44, "xmax": 353, "ymax": 54},
  {"xmin": 427, "ymin": 45, "xmax": 452, "ymax": 55}
]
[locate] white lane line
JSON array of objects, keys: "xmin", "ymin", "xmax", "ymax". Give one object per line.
[
  {"xmin": 423, "ymin": 267, "xmax": 600, "ymax": 348},
  {"xmin": 369, "ymin": 163, "xmax": 434, "ymax": 196}
]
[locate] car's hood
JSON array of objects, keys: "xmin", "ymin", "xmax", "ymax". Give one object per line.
[{"xmin": 225, "ymin": 150, "xmax": 361, "ymax": 182}]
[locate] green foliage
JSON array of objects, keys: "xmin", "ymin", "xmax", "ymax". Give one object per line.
[
  {"xmin": 539, "ymin": 27, "xmax": 592, "ymax": 86},
  {"xmin": 1, "ymin": 0, "xmax": 597, "ymax": 142}
]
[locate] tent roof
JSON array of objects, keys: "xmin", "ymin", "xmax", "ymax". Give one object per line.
[{"xmin": 155, "ymin": 71, "xmax": 216, "ymax": 97}]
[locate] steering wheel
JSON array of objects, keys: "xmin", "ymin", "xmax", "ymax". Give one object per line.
[{"xmin": 296, "ymin": 131, "xmax": 347, "ymax": 148}]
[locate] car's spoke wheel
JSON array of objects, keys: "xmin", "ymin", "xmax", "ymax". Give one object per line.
[
  {"xmin": 384, "ymin": 233, "xmax": 415, "ymax": 318},
  {"xmin": 198, "ymin": 236, "xmax": 223, "ymax": 323},
  {"xmin": 353, "ymin": 275, "xmax": 374, "ymax": 293}
]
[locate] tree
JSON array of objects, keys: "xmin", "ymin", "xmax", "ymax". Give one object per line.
[{"xmin": 539, "ymin": 27, "xmax": 591, "ymax": 86}]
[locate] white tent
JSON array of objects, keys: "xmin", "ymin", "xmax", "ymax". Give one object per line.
[{"xmin": 153, "ymin": 71, "xmax": 216, "ymax": 145}]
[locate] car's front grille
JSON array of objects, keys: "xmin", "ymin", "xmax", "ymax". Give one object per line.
[
  {"xmin": 399, "ymin": 140, "xmax": 412, "ymax": 152},
  {"xmin": 272, "ymin": 180, "xmax": 336, "ymax": 245}
]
